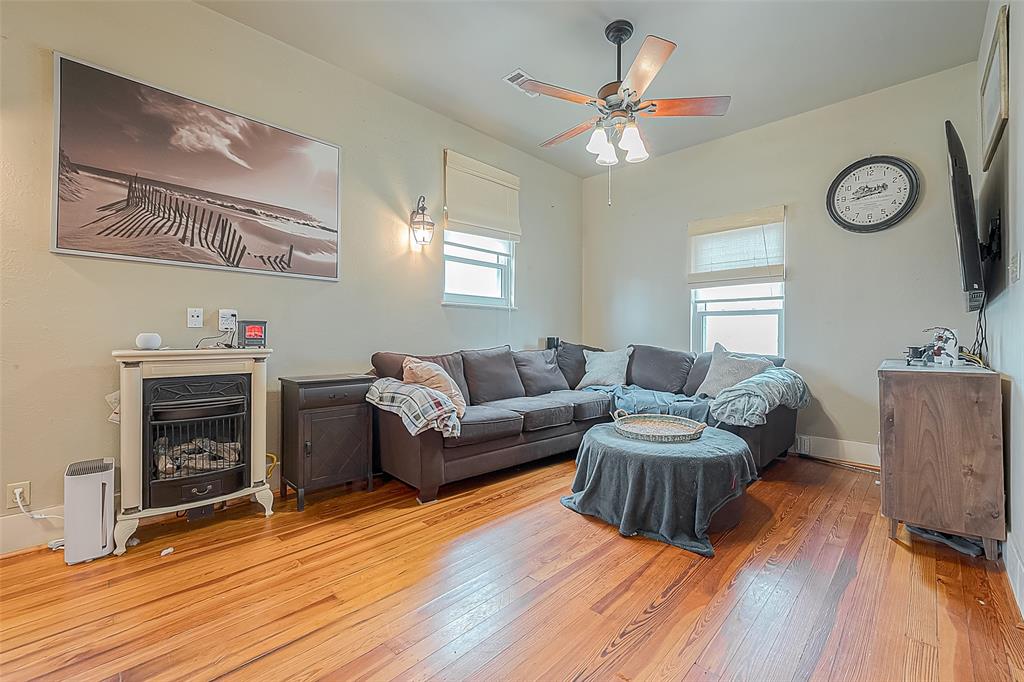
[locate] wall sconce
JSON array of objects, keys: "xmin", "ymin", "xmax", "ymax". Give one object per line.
[{"xmin": 410, "ymin": 195, "xmax": 435, "ymax": 246}]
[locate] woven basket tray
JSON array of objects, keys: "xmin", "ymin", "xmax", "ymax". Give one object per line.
[{"xmin": 611, "ymin": 409, "xmax": 707, "ymax": 443}]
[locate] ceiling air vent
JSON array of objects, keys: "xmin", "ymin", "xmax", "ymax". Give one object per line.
[{"xmin": 504, "ymin": 69, "xmax": 538, "ymax": 97}]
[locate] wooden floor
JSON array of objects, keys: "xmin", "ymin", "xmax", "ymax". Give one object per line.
[{"xmin": 1, "ymin": 456, "xmax": 1022, "ymax": 681}]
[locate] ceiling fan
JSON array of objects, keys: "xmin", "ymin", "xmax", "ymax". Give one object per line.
[{"xmin": 518, "ymin": 19, "xmax": 731, "ymax": 166}]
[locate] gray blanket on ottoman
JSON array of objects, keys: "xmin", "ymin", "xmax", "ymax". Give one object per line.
[{"xmin": 561, "ymin": 423, "xmax": 757, "ymax": 556}]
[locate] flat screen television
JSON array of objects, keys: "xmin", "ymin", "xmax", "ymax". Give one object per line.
[{"xmin": 945, "ymin": 120, "xmax": 985, "ymax": 312}]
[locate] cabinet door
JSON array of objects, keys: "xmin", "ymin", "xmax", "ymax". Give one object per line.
[
  {"xmin": 302, "ymin": 406, "xmax": 369, "ymax": 488},
  {"xmin": 881, "ymin": 372, "xmax": 1003, "ymax": 538}
]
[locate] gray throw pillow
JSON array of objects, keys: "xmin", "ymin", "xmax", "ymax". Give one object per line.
[
  {"xmin": 683, "ymin": 349, "xmax": 785, "ymax": 396},
  {"xmin": 555, "ymin": 341, "xmax": 604, "ymax": 389},
  {"xmin": 513, "ymin": 348, "xmax": 570, "ymax": 396},
  {"xmin": 694, "ymin": 343, "xmax": 772, "ymax": 398},
  {"xmin": 627, "ymin": 344, "xmax": 695, "ymax": 394},
  {"xmin": 576, "ymin": 347, "xmax": 633, "ymax": 389},
  {"xmin": 461, "ymin": 346, "xmax": 527, "ymax": 405}
]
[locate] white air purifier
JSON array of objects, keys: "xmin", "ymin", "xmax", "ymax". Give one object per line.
[{"xmin": 64, "ymin": 458, "xmax": 115, "ymax": 565}]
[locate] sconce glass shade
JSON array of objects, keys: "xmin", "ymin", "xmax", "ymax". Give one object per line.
[
  {"xmin": 625, "ymin": 140, "xmax": 649, "ymax": 163},
  {"xmin": 410, "ymin": 195, "xmax": 435, "ymax": 245},
  {"xmin": 595, "ymin": 142, "xmax": 619, "ymax": 166},
  {"xmin": 585, "ymin": 127, "xmax": 609, "ymax": 154}
]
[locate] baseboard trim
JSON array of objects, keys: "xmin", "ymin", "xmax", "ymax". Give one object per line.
[
  {"xmin": 792, "ymin": 433, "xmax": 879, "ymax": 468},
  {"xmin": 0, "ymin": 504, "xmax": 65, "ymax": 556},
  {"xmin": 1005, "ymin": 532, "xmax": 1024, "ymax": 615}
]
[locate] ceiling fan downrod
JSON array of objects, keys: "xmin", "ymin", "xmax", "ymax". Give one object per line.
[{"xmin": 604, "ymin": 19, "xmax": 634, "ymax": 83}]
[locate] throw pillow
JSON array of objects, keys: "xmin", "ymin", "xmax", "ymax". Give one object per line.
[
  {"xmin": 555, "ymin": 341, "xmax": 604, "ymax": 389},
  {"xmin": 694, "ymin": 343, "xmax": 772, "ymax": 398},
  {"xmin": 683, "ymin": 349, "xmax": 785, "ymax": 396},
  {"xmin": 461, "ymin": 346, "xmax": 527, "ymax": 404},
  {"xmin": 626, "ymin": 344, "xmax": 696, "ymax": 394},
  {"xmin": 402, "ymin": 356, "xmax": 467, "ymax": 417},
  {"xmin": 513, "ymin": 348, "xmax": 570, "ymax": 396},
  {"xmin": 576, "ymin": 347, "xmax": 634, "ymax": 389}
]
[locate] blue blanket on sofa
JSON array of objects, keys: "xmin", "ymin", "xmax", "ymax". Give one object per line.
[{"xmin": 583, "ymin": 367, "xmax": 808, "ymax": 428}]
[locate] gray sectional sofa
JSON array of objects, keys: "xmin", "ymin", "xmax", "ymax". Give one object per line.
[{"xmin": 371, "ymin": 341, "xmax": 796, "ymax": 503}]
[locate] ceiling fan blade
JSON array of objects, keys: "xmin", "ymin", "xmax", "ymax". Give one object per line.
[
  {"xmin": 638, "ymin": 96, "xmax": 732, "ymax": 117},
  {"xmin": 620, "ymin": 36, "xmax": 676, "ymax": 100},
  {"xmin": 519, "ymin": 79, "xmax": 601, "ymax": 106},
  {"xmin": 540, "ymin": 117, "xmax": 601, "ymax": 147}
]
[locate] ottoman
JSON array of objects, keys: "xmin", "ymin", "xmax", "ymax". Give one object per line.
[{"xmin": 561, "ymin": 423, "xmax": 757, "ymax": 556}]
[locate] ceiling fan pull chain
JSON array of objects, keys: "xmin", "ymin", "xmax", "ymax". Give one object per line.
[{"xmin": 607, "ymin": 166, "xmax": 613, "ymax": 207}]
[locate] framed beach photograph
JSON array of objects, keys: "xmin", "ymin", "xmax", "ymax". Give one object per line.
[
  {"xmin": 52, "ymin": 54, "xmax": 340, "ymax": 280},
  {"xmin": 980, "ymin": 5, "xmax": 1009, "ymax": 172}
]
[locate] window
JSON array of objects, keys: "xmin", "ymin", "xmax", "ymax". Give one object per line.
[
  {"xmin": 687, "ymin": 206, "xmax": 786, "ymax": 355},
  {"xmin": 443, "ymin": 230, "xmax": 515, "ymax": 307},
  {"xmin": 692, "ymin": 282, "xmax": 784, "ymax": 355}
]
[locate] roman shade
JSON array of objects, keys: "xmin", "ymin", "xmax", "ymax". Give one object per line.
[
  {"xmin": 687, "ymin": 205, "xmax": 785, "ymax": 285},
  {"xmin": 444, "ymin": 150, "xmax": 521, "ymax": 241}
]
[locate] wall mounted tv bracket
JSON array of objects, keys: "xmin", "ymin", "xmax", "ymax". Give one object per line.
[{"xmin": 982, "ymin": 211, "xmax": 1002, "ymax": 263}]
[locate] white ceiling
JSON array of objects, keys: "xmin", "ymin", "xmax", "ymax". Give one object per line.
[{"xmin": 202, "ymin": 0, "xmax": 986, "ymax": 177}]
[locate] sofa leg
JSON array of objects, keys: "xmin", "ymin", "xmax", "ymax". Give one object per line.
[{"xmin": 417, "ymin": 486, "xmax": 439, "ymax": 504}]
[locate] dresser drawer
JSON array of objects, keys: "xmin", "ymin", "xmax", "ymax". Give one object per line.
[{"xmin": 299, "ymin": 383, "xmax": 370, "ymax": 409}]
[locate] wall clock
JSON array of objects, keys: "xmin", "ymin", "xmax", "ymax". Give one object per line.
[{"xmin": 826, "ymin": 156, "xmax": 920, "ymax": 233}]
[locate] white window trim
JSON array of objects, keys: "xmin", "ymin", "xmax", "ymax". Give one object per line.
[
  {"xmin": 691, "ymin": 286, "xmax": 785, "ymax": 356},
  {"xmin": 442, "ymin": 232, "xmax": 516, "ymax": 309}
]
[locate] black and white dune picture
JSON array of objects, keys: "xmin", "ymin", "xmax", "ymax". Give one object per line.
[{"xmin": 53, "ymin": 55, "xmax": 340, "ymax": 280}]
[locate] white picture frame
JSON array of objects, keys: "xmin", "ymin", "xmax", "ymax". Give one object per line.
[
  {"xmin": 980, "ymin": 5, "xmax": 1009, "ymax": 172},
  {"xmin": 52, "ymin": 53, "xmax": 341, "ymax": 281}
]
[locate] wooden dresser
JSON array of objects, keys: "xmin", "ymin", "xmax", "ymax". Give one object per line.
[
  {"xmin": 878, "ymin": 360, "xmax": 1004, "ymax": 560},
  {"xmin": 279, "ymin": 374, "xmax": 375, "ymax": 511}
]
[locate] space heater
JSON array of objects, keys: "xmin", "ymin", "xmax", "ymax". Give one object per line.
[{"xmin": 64, "ymin": 458, "xmax": 115, "ymax": 565}]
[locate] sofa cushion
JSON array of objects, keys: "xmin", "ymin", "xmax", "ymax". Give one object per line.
[
  {"xmin": 683, "ymin": 349, "xmax": 785, "ymax": 397},
  {"xmin": 555, "ymin": 341, "xmax": 604, "ymax": 390},
  {"xmin": 402, "ymin": 356, "xmax": 466, "ymax": 418},
  {"xmin": 371, "ymin": 350, "xmax": 472, "ymax": 402},
  {"xmin": 513, "ymin": 348, "xmax": 570, "ymax": 396},
  {"xmin": 627, "ymin": 344, "xmax": 696, "ymax": 394},
  {"xmin": 462, "ymin": 346, "xmax": 527, "ymax": 404},
  {"xmin": 543, "ymin": 390, "xmax": 612, "ymax": 421},
  {"xmin": 577, "ymin": 347, "xmax": 633, "ymax": 389},
  {"xmin": 480, "ymin": 396, "xmax": 574, "ymax": 431},
  {"xmin": 694, "ymin": 343, "xmax": 773, "ymax": 398},
  {"xmin": 444, "ymin": 405, "xmax": 523, "ymax": 447}
]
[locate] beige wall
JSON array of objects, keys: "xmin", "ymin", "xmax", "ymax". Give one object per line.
[
  {"xmin": 0, "ymin": 1, "xmax": 583, "ymax": 530},
  {"xmin": 976, "ymin": 0, "xmax": 1024, "ymax": 610},
  {"xmin": 582, "ymin": 64, "xmax": 979, "ymax": 453}
]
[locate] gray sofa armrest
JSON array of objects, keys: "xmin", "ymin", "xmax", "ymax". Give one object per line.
[
  {"xmin": 377, "ymin": 410, "xmax": 445, "ymax": 503},
  {"xmin": 718, "ymin": 406, "xmax": 797, "ymax": 471}
]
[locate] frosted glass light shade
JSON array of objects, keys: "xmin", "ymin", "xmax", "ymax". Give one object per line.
[
  {"xmin": 625, "ymin": 140, "xmax": 649, "ymax": 163},
  {"xmin": 595, "ymin": 143, "xmax": 618, "ymax": 166},
  {"xmin": 585, "ymin": 127, "xmax": 608, "ymax": 154},
  {"xmin": 618, "ymin": 122, "xmax": 644, "ymax": 152}
]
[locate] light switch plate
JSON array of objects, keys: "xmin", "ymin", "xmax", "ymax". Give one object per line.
[
  {"xmin": 218, "ymin": 309, "xmax": 238, "ymax": 332},
  {"xmin": 187, "ymin": 308, "xmax": 204, "ymax": 328}
]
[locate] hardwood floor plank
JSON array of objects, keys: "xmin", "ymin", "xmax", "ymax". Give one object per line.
[{"xmin": 0, "ymin": 457, "xmax": 1019, "ymax": 682}]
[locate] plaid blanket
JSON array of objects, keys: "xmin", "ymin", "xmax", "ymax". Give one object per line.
[{"xmin": 365, "ymin": 378, "xmax": 461, "ymax": 437}]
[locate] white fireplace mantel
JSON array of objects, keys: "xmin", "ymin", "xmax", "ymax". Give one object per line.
[{"xmin": 112, "ymin": 348, "xmax": 274, "ymax": 555}]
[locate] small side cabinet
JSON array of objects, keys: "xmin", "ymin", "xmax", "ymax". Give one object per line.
[{"xmin": 280, "ymin": 374, "xmax": 375, "ymax": 511}]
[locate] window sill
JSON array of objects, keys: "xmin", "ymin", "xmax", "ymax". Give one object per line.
[{"xmin": 441, "ymin": 301, "xmax": 518, "ymax": 311}]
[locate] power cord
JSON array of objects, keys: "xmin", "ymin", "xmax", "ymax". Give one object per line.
[{"xmin": 14, "ymin": 488, "xmax": 63, "ymax": 522}]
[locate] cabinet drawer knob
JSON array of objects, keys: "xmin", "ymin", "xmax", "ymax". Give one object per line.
[{"xmin": 329, "ymin": 393, "xmax": 337, "ymax": 400}]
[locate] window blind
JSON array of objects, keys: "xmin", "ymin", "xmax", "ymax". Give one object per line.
[
  {"xmin": 444, "ymin": 150, "xmax": 521, "ymax": 241},
  {"xmin": 687, "ymin": 205, "xmax": 785, "ymax": 285}
]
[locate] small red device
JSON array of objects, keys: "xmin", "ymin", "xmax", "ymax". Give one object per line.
[{"xmin": 236, "ymin": 320, "xmax": 267, "ymax": 348}]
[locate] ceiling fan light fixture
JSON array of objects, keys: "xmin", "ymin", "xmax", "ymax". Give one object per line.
[
  {"xmin": 618, "ymin": 121, "xmax": 644, "ymax": 152},
  {"xmin": 585, "ymin": 126, "xmax": 609, "ymax": 154},
  {"xmin": 596, "ymin": 144, "xmax": 619, "ymax": 166},
  {"xmin": 625, "ymin": 143, "xmax": 649, "ymax": 163}
]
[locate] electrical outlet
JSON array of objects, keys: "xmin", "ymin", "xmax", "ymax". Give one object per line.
[
  {"xmin": 187, "ymin": 307, "xmax": 204, "ymax": 328},
  {"xmin": 1010, "ymin": 251, "xmax": 1021, "ymax": 284},
  {"xmin": 794, "ymin": 435, "xmax": 811, "ymax": 455},
  {"xmin": 6, "ymin": 481, "xmax": 30, "ymax": 509},
  {"xmin": 218, "ymin": 309, "xmax": 238, "ymax": 332}
]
